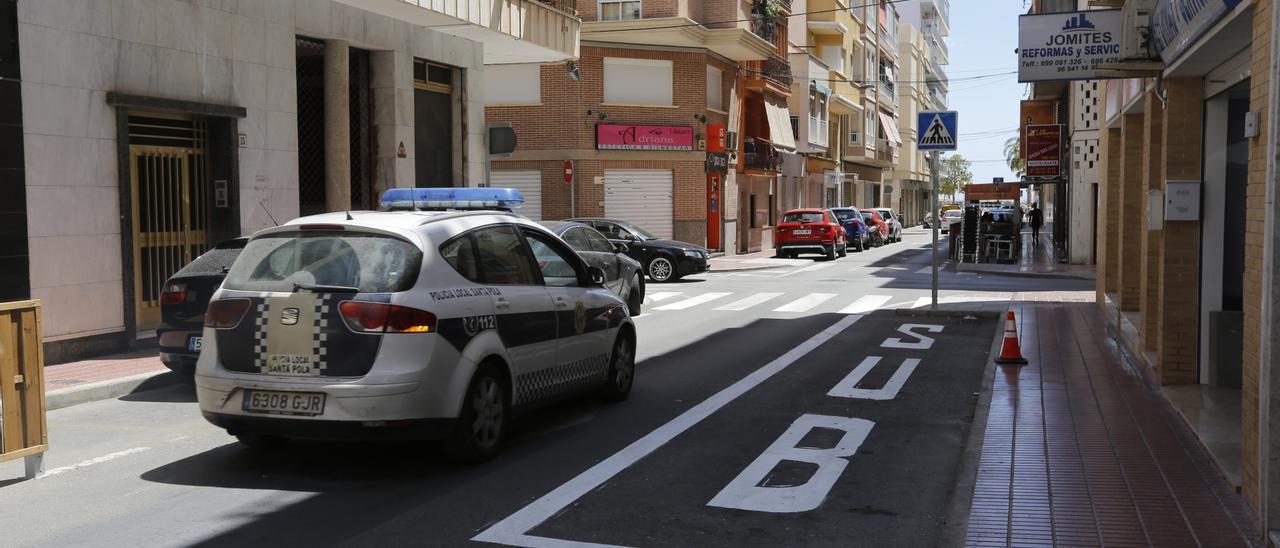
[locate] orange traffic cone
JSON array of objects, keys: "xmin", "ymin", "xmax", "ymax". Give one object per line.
[{"xmin": 995, "ymin": 311, "xmax": 1028, "ymax": 365}]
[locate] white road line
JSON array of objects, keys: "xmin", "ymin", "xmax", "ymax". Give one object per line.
[
  {"xmin": 655, "ymin": 292, "xmax": 732, "ymax": 311},
  {"xmin": 646, "ymin": 292, "xmax": 682, "ymax": 302},
  {"xmin": 472, "ymin": 315, "xmax": 864, "ymax": 548},
  {"xmin": 714, "ymin": 292, "xmax": 783, "ymax": 311},
  {"xmin": 914, "ymin": 265, "xmax": 935, "ymax": 275},
  {"xmin": 780, "ymin": 262, "xmax": 835, "ymax": 277},
  {"xmin": 38, "ymin": 447, "xmax": 152, "ymax": 479},
  {"xmin": 838, "ymin": 294, "xmax": 893, "ymax": 315},
  {"xmin": 911, "ymin": 296, "xmax": 931, "ymax": 308},
  {"xmin": 773, "ymin": 293, "xmax": 837, "ymax": 313}
]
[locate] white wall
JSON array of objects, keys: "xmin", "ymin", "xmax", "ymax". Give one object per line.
[{"xmin": 19, "ymin": 0, "xmax": 486, "ymax": 340}]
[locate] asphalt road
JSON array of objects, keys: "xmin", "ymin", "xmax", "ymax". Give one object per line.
[{"xmin": 0, "ymin": 230, "xmax": 1091, "ymax": 547}]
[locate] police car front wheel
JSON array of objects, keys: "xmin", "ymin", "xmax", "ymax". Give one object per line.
[{"xmin": 445, "ymin": 364, "xmax": 509, "ymax": 463}]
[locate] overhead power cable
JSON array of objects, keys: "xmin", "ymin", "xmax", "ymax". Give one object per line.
[{"xmin": 586, "ymin": 0, "xmax": 912, "ymax": 34}]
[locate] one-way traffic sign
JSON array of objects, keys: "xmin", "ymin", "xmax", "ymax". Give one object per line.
[{"xmin": 918, "ymin": 111, "xmax": 958, "ymax": 151}]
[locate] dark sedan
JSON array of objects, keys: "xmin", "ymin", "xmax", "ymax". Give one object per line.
[
  {"xmin": 156, "ymin": 238, "xmax": 246, "ymax": 373},
  {"xmin": 542, "ymin": 221, "xmax": 646, "ymax": 315},
  {"xmin": 567, "ymin": 218, "xmax": 710, "ymax": 282}
]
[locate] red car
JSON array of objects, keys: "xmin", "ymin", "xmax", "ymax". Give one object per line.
[
  {"xmin": 860, "ymin": 209, "xmax": 890, "ymax": 247},
  {"xmin": 775, "ymin": 208, "xmax": 848, "ymax": 260}
]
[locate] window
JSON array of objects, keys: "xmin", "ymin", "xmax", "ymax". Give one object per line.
[
  {"xmin": 523, "ymin": 232, "xmax": 581, "ymax": 287},
  {"xmin": 225, "ymin": 233, "xmax": 420, "ymax": 293},
  {"xmin": 484, "ymin": 64, "xmax": 540, "ymax": 105},
  {"xmin": 582, "ymin": 229, "xmax": 615, "ymax": 253},
  {"xmin": 783, "ymin": 211, "xmax": 825, "ymax": 223},
  {"xmin": 820, "ymin": 46, "xmax": 845, "ymax": 75},
  {"xmin": 472, "ymin": 225, "xmax": 539, "ymax": 285},
  {"xmin": 865, "ymin": 110, "xmax": 877, "ymax": 150},
  {"xmin": 604, "ymin": 57, "xmax": 673, "ymax": 106},
  {"xmin": 599, "ymin": 0, "xmax": 641, "ymax": 21},
  {"xmin": 865, "ymin": 50, "xmax": 876, "ymax": 81},
  {"xmin": 706, "ymin": 66, "xmax": 724, "ymax": 111},
  {"xmin": 562, "ymin": 228, "xmax": 591, "ymax": 252},
  {"xmin": 440, "ymin": 235, "xmax": 482, "ymax": 283}
]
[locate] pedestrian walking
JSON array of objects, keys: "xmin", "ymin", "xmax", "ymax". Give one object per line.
[{"xmin": 1028, "ymin": 203, "xmax": 1043, "ymax": 244}]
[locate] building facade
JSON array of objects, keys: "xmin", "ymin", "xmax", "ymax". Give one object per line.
[
  {"xmin": 1088, "ymin": 0, "xmax": 1277, "ymax": 531},
  {"xmin": 8, "ymin": 0, "xmax": 580, "ymax": 362}
]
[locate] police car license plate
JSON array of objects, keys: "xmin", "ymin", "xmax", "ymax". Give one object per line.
[
  {"xmin": 241, "ymin": 390, "xmax": 326, "ymax": 416},
  {"xmin": 793, "ymin": 229, "xmax": 812, "ymax": 235},
  {"xmin": 187, "ymin": 336, "xmax": 202, "ymax": 352},
  {"xmin": 265, "ymin": 354, "xmax": 317, "ymax": 376}
]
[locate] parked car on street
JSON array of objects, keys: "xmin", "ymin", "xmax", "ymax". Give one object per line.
[
  {"xmin": 874, "ymin": 208, "xmax": 903, "ymax": 243},
  {"xmin": 941, "ymin": 208, "xmax": 964, "ymax": 234},
  {"xmin": 775, "ymin": 209, "xmax": 847, "ymax": 260},
  {"xmin": 860, "ymin": 209, "xmax": 890, "ymax": 247},
  {"xmin": 157, "ymin": 238, "xmax": 248, "ymax": 374},
  {"xmin": 542, "ymin": 221, "xmax": 645, "ymax": 316},
  {"xmin": 567, "ymin": 218, "xmax": 710, "ymax": 283},
  {"xmin": 197, "ymin": 188, "xmax": 636, "ymax": 462},
  {"xmin": 830, "ymin": 208, "xmax": 871, "ymax": 252}
]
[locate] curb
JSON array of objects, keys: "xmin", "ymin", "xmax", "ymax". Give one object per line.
[
  {"xmin": 45, "ymin": 370, "xmax": 185, "ymax": 411},
  {"xmin": 954, "ymin": 264, "xmax": 1096, "ymax": 281},
  {"xmin": 894, "ymin": 308, "xmax": 1003, "ymax": 320}
]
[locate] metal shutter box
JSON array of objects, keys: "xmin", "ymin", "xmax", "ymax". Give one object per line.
[
  {"xmin": 490, "ymin": 170, "xmax": 542, "ymax": 221},
  {"xmin": 604, "ymin": 170, "xmax": 674, "ymax": 239}
]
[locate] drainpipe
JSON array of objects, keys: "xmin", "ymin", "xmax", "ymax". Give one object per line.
[{"xmin": 1261, "ymin": 0, "xmax": 1279, "ymax": 541}]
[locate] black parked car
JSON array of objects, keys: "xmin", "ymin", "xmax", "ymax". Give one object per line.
[
  {"xmin": 567, "ymin": 218, "xmax": 710, "ymax": 282},
  {"xmin": 542, "ymin": 221, "xmax": 646, "ymax": 315},
  {"xmin": 156, "ymin": 238, "xmax": 247, "ymax": 373}
]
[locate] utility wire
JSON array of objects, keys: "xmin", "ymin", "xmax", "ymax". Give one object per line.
[{"xmin": 586, "ymin": 0, "xmax": 911, "ymax": 34}]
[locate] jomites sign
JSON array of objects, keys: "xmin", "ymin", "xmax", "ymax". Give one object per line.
[{"xmin": 1018, "ymin": 9, "xmax": 1123, "ymax": 82}]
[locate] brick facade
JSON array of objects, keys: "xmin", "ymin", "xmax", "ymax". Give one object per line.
[
  {"xmin": 1156, "ymin": 79, "xmax": 1201, "ymax": 386},
  {"xmin": 1099, "ymin": 126, "xmax": 1121, "ymax": 300},
  {"xmin": 1118, "ymin": 114, "xmax": 1144, "ymax": 310},
  {"xmin": 1141, "ymin": 92, "xmax": 1164, "ymax": 352}
]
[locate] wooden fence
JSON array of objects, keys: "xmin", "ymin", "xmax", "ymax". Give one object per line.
[{"xmin": 0, "ymin": 300, "xmax": 48, "ymax": 478}]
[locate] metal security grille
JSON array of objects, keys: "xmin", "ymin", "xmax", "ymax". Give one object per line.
[
  {"xmin": 296, "ymin": 37, "xmax": 326, "ymax": 216},
  {"xmin": 349, "ymin": 48, "xmax": 373, "ymax": 209},
  {"xmin": 128, "ymin": 114, "xmax": 209, "ymax": 330}
]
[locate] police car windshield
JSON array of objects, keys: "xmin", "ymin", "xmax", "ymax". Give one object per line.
[{"xmin": 223, "ymin": 232, "xmax": 421, "ymax": 293}]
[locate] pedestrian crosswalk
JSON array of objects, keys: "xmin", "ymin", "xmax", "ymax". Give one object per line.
[{"xmin": 639, "ymin": 291, "xmax": 1002, "ymax": 317}]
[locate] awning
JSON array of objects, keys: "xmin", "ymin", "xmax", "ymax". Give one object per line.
[
  {"xmin": 878, "ymin": 111, "xmax": 903, "ymax": 146},
  {"xmin": 763, "ymin": 99, "xmax": 797, "ymax": 150},
  {"xmin": 813, "ymin": 82, "xmax": 833, "ymax": 95}
]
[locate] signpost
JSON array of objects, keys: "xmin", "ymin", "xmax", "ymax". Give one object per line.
[
  {"xmin": 918, "ymin": 111, "xmax": 958, "ymax": 310},
  {"xmin": 1017, "ymin": 9, "xmax": 1124, "ymax": 82}
]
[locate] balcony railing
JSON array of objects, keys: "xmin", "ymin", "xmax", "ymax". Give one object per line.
[
  {"xmin": 878, "ymin": 80, "xmax": 895, "ymax": 102},
  {"xmin": 537, "ymin": 0, "xmax": 578, "ymax": 14},
  {"xmin": 876, "ymin": 139, "xmax": 895, "ymax": 163},
  {"xmin": 743, "ymin": 138, "xmax": 782, "ymax": 171},
  {"xmin": 747, "ymin": 53, "xmax": 793, "ymax": 89}
]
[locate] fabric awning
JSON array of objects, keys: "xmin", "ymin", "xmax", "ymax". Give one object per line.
[
  {"xmin": 763, "ymin": 99, "xmax": 797, "ymax": 150},
  {"xmin": 879, "ymin": 111, "xmax": 903, "ymax": 146}
]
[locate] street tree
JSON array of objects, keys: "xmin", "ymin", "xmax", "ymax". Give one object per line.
[
  {"xmin": 1003, "ymin": 136, "xmax": 1025, "ymax": 178},
  {"xmin": 940, "ymin": 154, "xmax": 973, "ymax": 204}
]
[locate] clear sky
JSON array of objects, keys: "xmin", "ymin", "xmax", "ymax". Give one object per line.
[{"xmin": 945, "ymin": 0, "xmax": 1026, "ymax": 183}]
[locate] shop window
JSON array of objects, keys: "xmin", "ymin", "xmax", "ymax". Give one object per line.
[
  {"xmin": 604, "ymin": 57, "xmax": 673, "ymax": 106},
  {"xmin": 485, "ymin": 64, "xmax": 540, "ymax": 105}
]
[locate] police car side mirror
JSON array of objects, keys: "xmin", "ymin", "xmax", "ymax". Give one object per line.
[
  {"xmin": 612, "ymin": 242, "xmax": 629, "ymax": 254},
  {"xmin": 587, "ymin": 266, "xmax": 607, "ymax": 287}
]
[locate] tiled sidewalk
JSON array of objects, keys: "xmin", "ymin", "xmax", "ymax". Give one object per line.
[
  {"xmin": 964, "ymin": 301, "xmax": 1260, "ymax": 546},
  {"xmin": 44, "ymin": 349, "xmax": 166, "ymax": 391}
]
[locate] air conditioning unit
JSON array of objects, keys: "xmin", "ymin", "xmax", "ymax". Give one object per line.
[
  {"xmin": 1121, "ymin": 0, "xmax": 1158, "ymax": 60},
  {"xmin": 849, "ymin": 131, "xmax": 861, "ymax": 145}
]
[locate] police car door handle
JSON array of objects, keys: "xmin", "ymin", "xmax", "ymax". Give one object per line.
[
  {"xmin": 554, "ymin": 296, "xmax": 569, "ymax": 308},
  {"xmin": 495, "ymin": 298, "xmax": 511, "ymax": 310}
]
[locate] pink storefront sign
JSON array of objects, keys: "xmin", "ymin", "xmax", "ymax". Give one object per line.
[{"xmin": 596, "ymin": 124, "xmax": 694, "ymax": 151}]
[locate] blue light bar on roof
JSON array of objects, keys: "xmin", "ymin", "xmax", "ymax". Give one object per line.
[{"xmin": 379, "ymin": 187, "xmax": 525, "ymax": 212}]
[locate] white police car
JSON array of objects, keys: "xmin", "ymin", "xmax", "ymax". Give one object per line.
[{"xmin": 195, "ymin": 188, "xmax": 636, "ymax": 461}]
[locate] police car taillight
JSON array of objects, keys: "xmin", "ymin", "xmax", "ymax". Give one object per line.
[
  {"xmin": 205, "ymin": 298, "xmax": 251, "ymax": 329},
  {"xmin": 378, "ymin": 187, "xmax": 525, "ymax": 212},
  {"xmin": 339, "ymin": 301, "xmax": 437, "ymax": 334}
]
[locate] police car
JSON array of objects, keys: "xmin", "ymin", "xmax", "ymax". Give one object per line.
[{"xmin": 194, "ymin": 188, "xmax": 636, "ymax": 461}]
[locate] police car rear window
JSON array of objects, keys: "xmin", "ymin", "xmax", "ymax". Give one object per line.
[{"xmin": 222, "ymin": 232, "xmax": 421, "ymax": 293}]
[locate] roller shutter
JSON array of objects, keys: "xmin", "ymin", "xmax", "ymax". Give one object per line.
[
  {"xmin": 490, "ymin": 170, "xmax": 543, "ymax": 220},
  {"xmin": 604, "ymin": 170, "xmax": 674, "ymax": 238}
]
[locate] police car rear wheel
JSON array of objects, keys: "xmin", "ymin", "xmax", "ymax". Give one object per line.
[
  {"xmin": 600, "ymin": 332, "xmax": 635, "ymax": 402},
  {"xmin": 446, "ymin": 365, "xmax": 508, "ymax": 462}
]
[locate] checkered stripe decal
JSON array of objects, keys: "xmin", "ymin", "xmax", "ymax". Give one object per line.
[
  {"xmin": 514, "ymin": 353, "xmax": 611, "ymax": 405},
  {"xmin": 312, "ymin": 294, "xmax": 330, "ymax": 375},
  {"xmin": 252, "ymin": 302, "xmax": 268, "ymax": 372}
]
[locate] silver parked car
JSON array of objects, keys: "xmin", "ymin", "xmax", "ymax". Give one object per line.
[{"xmin": 542, "ymin": 221, "xmax": 645, "ymax": 316}]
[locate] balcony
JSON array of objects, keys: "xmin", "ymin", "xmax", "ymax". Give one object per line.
[
  {"xmin": 340, "ymin": 0, "xmax": 581, "ymax": 64},
  {"xmin": 742, "ymin": 138, "xmax": 783, "ymax": 172},
  {"xmin": 922, "ymin": 0, "xmax": 950, "ymax": 34},
  {"xmin": 746, "ymin": 53, "xmax": 793, "ymax": 93},
  {"xmin": 806, "ymin": 0, "xmax": 856, "ymax": 35},
  {"xmin": 876, "ymin": 139, "xmax": 895, "ymax": 163},
  {"xmin": 878, "ymin": 80, "xmax": 895, "ymax": 105},
  {"xmin": 583, "ymin": 16, "xmax": 773, "ymax": 60},
  {"xmin": 923, "ymin": 22, "xmax": 949, "ymax": 64}
]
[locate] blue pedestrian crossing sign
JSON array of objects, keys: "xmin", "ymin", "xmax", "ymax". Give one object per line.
[{"xmin": 917, "ymin": 111, "xmax": 958, "ymax": 151}]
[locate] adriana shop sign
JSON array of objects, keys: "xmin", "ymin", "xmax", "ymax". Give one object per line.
[{"xmin": 597, "ymin": 124, "xmax": 694, "ymax": 151}]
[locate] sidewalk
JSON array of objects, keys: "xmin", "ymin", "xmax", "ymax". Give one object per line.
[
  {"xmin": 960, "ymin": 296, "xmax": 1260, "ymax": 546},
  {"xmin": 43, "ymin": 349, "xmax": 178, "ymax": 411},
  {"xmin": 955, "ymin": 231, "xmax": 1096, "ymax": 280},
  {"xmin": 709, "ymin": 248, "xmax": 810, "ymax": 271}
]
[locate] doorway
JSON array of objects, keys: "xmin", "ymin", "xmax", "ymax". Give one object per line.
[{"xmin": 414, "ymin": 59, "xmax": 455, "ymax": 187}]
